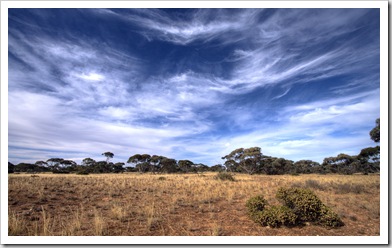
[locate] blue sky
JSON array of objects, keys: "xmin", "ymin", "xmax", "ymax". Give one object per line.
[{"xmin": 8, "ymin": 8, "xmax": 380, "ymax": 166}]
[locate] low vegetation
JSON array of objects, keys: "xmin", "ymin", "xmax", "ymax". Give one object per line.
[
  {"xmin": 8, "ymin": 173, "xmax": 379, "ymax": 236},
  {"xmin": 253, "ymin": 205, "xmax": 298, "ymax": 228},
  {"xmin": 246, "ymin": 195, "xmax": 268, "ymax": 216},
  {"xmin": 276, "ymin": 187, "xmax": 344, "ymax": 227},
  {"xmin": 214, "ymin": 172, "xmax": 235, "ymax": 181},
  {"xmin": 7, "ymin": 118, "xmax": 380, "ymax": 236},
  {"xmin": 246, "ymin": 187, "xmax": 344, "ymax": 228}
]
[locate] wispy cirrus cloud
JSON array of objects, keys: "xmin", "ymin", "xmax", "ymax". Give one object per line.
[
  {"xmin": 217, "ymin": 89, "xmax": 379, "ymax": 162},
  {"xmin": 94, "ymin": 8, "xmax": 263, "ymax": 45},
  {"xmin": 7, "ymin": 8, "xmax": 381, "ymax": 165},
  {"xmin": 8, "ymin": 90, "xmax": 206, "ymax": 163}
]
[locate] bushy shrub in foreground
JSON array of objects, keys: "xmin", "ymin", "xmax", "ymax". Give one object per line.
[
  {"xmin": 276, "ymin": 187, "xmax": 323, "ymax": 222},
  {"xmin": 246, "ymin": 187, "xmax": 344, "ymax": 228},
  {"xmin": 214, "ymin": 172, "xmax": 235, "ymax": 181},
  {"xmin": 253, "ymin": 205, "xmax": 298, "ymax": 228},
  {"xmin": 246, "ymin": 195, "xmax": 268, "ymax": 217},
  {"xmin": 317, "ymin": 205, "xmax": 345, "ymax": 227}
]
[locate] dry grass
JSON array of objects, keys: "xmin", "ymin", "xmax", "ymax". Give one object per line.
[{"xmin": 8, "ymin": 172, "xmax": 380, "ymax": 236}]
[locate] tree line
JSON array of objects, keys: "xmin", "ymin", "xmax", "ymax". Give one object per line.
[
  {"xmin": 7, "ymin": 152, "xmax": 214, "ymax": 175},
  {"xmin": 220, "ymin": 146, "xmax": 379, "ymax": 175},
  {"xmin": 8, "ymin": 118, "xmax": 380, "ymax": 175},
  {"xmin": 220, "ymin": 118, "xmax": 380, "ymax": 175}
]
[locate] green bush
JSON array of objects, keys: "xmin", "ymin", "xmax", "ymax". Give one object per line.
[
  {"xmin": 214, "ymin": 172, "xmax": 235, "ymax": 181},
  {"xmin": 246, "ymin": 187, "xmax": 344, "ymax": 228},
  {"xmin": 253, "ymin": 205, "xmax": 298, "ymax": 228},
  {"xmin": 246, "ymin": 195, "xmax": 268, "ymax": 217},
  {"xmin": 317, "ymin": 205, "xmax": 345, "ymax": 227},
  {"xmin": 276, "ymin": 187, "xmax": 323, "ymax": 222}
]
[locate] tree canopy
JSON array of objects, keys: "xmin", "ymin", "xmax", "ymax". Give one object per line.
[
  {"xmin": 370, "ymin": 118, "xmax": 380, "ymax": 143},
  {"xmin": 102, "ymin": 152, "xmax": 114, "ymax": 162}
]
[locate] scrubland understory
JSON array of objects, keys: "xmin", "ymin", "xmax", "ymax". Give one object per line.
[{"xmin": 8, "ymin": 173, "xmax": 380, "ymax": 236}]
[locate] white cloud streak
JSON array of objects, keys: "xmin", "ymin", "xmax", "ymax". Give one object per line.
[
  {"xmin": 8, "ymin": 90, "xmax": 207, "ymax": 164},
  {"xmin": 94, "ymin": 9, "xmax": 263, "ymax": 45},
  {"xmin": 7, "ymin": 8, "xmax": 380, "ymax": 165},
  {"xmin": 216, "ymin": 90, "xmax": 380, "ymax": 163}
]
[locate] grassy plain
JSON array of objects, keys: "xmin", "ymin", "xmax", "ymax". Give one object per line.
[{"xmin": 8, "ymin": 172, "xmax": 380, "ymax": 236}]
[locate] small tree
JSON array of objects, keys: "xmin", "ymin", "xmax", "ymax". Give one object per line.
[
  {"xmin": 222, "ymin": 147, "xmax": 262, "ymax": 175},
  {"xmin": 112, "ymin": 162, "xmax": 125, "ymax": 173},
  {"xmin": 266, "ymin": 158, "xmax": 293, "ymax": 175},
  {"xmin": 369, "ymin": 118, "xmax": 380, "ymax": 143},
  {"xmin": 322, "ymin": 154, "xmax": 356, "ymax": 174},
  {"xmin": 46, "ymin": 158, "xmax": 64, "ymax": 172},
  {"xmin": 160, "ymin": 157, "xmax": 178, "ymax": 173},
  {"xmin": 127, "ymin": 154, "xmax": 151, "ymax": 173},
  {"xmin": 222, "ymin": 148, "xmax": 243, "ymax": 172},
  {"xmin": 194, "ymin": 163, "xmax": 209, "ymax": 173},
  {"xmin": 82, "ymin": 158, "xmax": 96, "ymax": 167},
  {"xmin": 293, "ymin": 160, "xmax": 320, "ymax": 174},
  {"xmin": 14, "ymin": 163, "xmax": 36, "ymax": 173},
  {"xmin": 102, "ymin": 152, "xmax": 114, "ymax": 163},
  {"xmin": 358, "ymin": 146, "xmax": 380, "ymax": 163},
  {"xmin": 178, "ymin": 160, "xmax": 194, "ymax": 173},
  {"xmin": 223, "ymin": 158, "xmax": 240, "ymax": 173},
  {"xmin": 356, "ymin": 146, "xmax": 380, "ymax": 173},
  {"xmin": 150, "ymin": 155, "xmax": 165, "ymax": 174},
  {"xmin": 95, "ymin": 161, "xmax": 110, "ymax": 173},
  {"xmin": 35, "ymin": 160, "xmax": 48, "ymax": 168},
  {"xmin": 8, "ymin": 162, "xmax": 15, "ymax": 174},
  {"xmin": 210, "ymin": 164, "xmax": 225, "ymax": 172}
]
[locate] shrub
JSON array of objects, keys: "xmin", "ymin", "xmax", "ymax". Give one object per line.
[
  {"xmin": 304, "ymin": 179, "xmax": 326, "ymax": 191},
  {"xmin": 253, "ymin": 206, "xmax": 298, "ymax": 228},
  {"xmin": 246, "ymin": 195, "xmax": 268, "ymax": 217},
  {"xmin": 333, "ymin": 183, "xmax": 365, "ymax": 194},
  {"xmin": 246, "ymin": 187, "xmax": 344, "ymax": 228},
  {"xmin": 317, "ymin": 205, "xmax": 345, "ymax": 227},
  {"xmin": 276, "ymin": 187, "xmax": 323, "ymax": 222},
  {"xmin": 214, "ymin": 172, "xmax": 235, "ymax": 181},
  {"xmin": 276, "ymin": 187, "xmax": 344, "ymax": 227}
]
